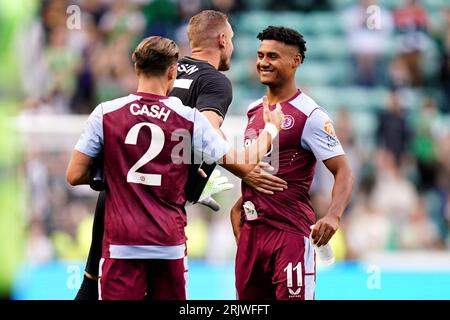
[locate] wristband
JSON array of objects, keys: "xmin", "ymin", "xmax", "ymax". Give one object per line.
[{"xmin": 263, "ymin": 122, "xmax": 278, "ymax": 140}]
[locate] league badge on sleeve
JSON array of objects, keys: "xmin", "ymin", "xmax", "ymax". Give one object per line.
[
  {"xmin": 324, "ymin": 120, "xmax": 340, "ymax": 149},
  {"xmin": 323, "ymin": 120, "xmax": 335, "ymax": 136}
]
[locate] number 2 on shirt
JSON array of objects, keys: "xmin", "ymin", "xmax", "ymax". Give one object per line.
[{"xmin": 125, "ymin": 122, "xmax": 164, "ymax": 186}]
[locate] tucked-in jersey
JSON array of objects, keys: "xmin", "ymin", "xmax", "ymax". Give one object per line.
[
  {"xmin": 170, "ymin": 56, "xmax": 233, "ymax": 118},
  {"xmin": 75, "ymin": 92, "xmax": 230, "ymax": 259},
  {"xmin": 241, "ymin": 90, "xmax": 345, "ymax": 237}
]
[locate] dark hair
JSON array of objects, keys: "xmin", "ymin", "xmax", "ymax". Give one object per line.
[
  {"xmin": 257, "ymin": 26, "xmax": 307, "ymax": 63},
  {"xmin": 132, "ymin": 36, "xmax": 179, "ymax": 76}
]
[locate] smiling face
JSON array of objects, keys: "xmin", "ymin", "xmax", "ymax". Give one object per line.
[{"xmin": 256, "ymin": 40, "xmax": 301, "ymax": 88}]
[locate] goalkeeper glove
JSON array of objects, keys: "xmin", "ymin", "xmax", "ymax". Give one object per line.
[{"xmin": 197, "ymin": 170, "xmax": 234, "ymax": 211}]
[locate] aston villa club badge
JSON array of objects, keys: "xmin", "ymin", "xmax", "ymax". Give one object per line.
[{"xmin": 282, "ymin": 115, "xmax": 295, "ymax": 130}]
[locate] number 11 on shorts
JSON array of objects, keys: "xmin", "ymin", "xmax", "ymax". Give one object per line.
[{"xmin": 284, "ymin": 262, "xmax": 302, "ymax": 287}]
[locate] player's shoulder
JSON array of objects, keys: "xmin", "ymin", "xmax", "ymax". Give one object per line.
[
  {"xmin": 247, "ymin": 98, "xmax": 263, "ymax": 112},
  {"xmin": 101, "ymin": 94, "xmax": 141, "ymax": 114},
  {"xmin": 288, "ymin": 91, "xmax": 324, "ymax": 118},
  {"xmin": 161, "ymin": 96, "xmax": 196, "ymax": 122},
  {"xmin": 161, "ymin": 95, "xmax": 184, "ymax": 108},
  {"xmin": 199, "ymin": 67, "xmax": 231, "ymax": 86}
]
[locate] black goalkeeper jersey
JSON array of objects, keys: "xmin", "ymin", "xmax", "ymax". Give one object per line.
[
  {"xmin": 170, "ymin": 56, "xmax": 233, "ymax": 203},
  {"xmin": 170, "ymin": 56, "xmax": 233, "ymax": 118}
]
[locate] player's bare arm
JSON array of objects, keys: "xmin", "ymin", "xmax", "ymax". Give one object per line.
[
  {"xmin": 230, "ymin": 196, "xmax": 243, "ymax": 244},
  {"xmin": 198, "ymin": 109, "xmax": 225, "ymax": 179},
  {"xmin": 310, "ymin": 155, "xmax": 354, "ymax": 246},
  {"xmin": 66, "ymin": 150, "xmax": 94, "ymax": 186},
  {"xmin": 201, "ymin": 110, "xmax": 224, "ymax": 135}
]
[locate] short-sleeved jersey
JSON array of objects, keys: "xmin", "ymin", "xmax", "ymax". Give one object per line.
[
  {"xmin": 241, "ymin": 90, "xmax": 345, "ymax": 237},
  {"xmin": 170, "ymin": 57, "xmax": 233, "ymax": 118},
  {"xmin": 75, "ymin": 92, "xmax": 230, "ymax": 259}
]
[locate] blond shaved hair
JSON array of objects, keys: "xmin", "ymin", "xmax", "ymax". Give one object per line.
[{"xmin": 187, "ymin": 10, "xmax": 229, "ymax": 48}]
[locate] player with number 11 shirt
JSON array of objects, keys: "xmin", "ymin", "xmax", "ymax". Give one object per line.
[{"xmin": 231, "ymin": 26, "xmax": 354, "ymax": 300}]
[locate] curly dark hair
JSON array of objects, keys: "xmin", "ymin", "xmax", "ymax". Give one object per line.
[{"xmin": 257, "ymin": 26, "xmax": 307, "ymax": 63}]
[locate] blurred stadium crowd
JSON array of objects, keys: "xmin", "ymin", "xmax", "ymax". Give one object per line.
[{"xmin": 9, "ymin": 0, "xmax": 450, "ymax": 266}]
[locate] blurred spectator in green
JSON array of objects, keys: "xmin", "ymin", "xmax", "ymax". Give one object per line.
[
  {"xmin": 376, "ymin": 90, "xmax": 411, "ymax": 165},
  {"xmin": 98, "ymin": 0, "xmax": 145, "ymax": 39},
  {"xmin": 393, "ymin": 0, "xmax": 430, "ymax": 87},
  {"xmin": 142, "ymin": 0, "xmax": 179, "ymax": 38},
  {"xmin": 343, "ymin": 0, "xmax": 394, "ymax": 86},
  {"xmin": 91, "ymin": 33, "xmax": 137, "ymax": 102},
  {"xmin": 410, "ymin": 97, "xmax": 440, "ymax": 191}
]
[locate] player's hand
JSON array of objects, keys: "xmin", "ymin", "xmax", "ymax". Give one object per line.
[
  {"xmin": 197, "ymin": 196, "xmax": 221, "ymax": 211},
  {"xmin": 310, "ymin": 214, "xmax": 340, "ymax": 247},
  {"xmin": 243, "ymin": 162, "xmax": 287, "ymax": 195},
  {"xmin": 262, "ymin": 96, "xmax": 284, "ymax": 131},
  {"xmin": 197, "ymin": 170, "xmax": 234, "ymax": 211}
]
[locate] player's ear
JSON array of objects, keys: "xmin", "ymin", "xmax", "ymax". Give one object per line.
[
  {"xmin": 167, "ymin": 64, "xmax": 177, "ymax": 81},
  {"xmin": 134, "ymin": 63, "xmax": 140, "ymax": 76},
  {"xmin": 166, "ymin": 64, "xmax": 177, "ymax": 95},
  {"xmin": 218, "ymin": 32, "xmax": 226, "ymax": 48},
  {"xmin": 293, "ymin": 53, "xmax": 301, "ymax": 69}
]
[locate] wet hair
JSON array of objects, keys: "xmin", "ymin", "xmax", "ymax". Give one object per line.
[
  {"xmin": 187, "ymin": 10, "xmax": 229, "ymax": 47},
  {"xmin": 257, "ymin": 26, "xmax": 307, "ymax": 63},
  {"xmin": 132, "ymin": 36, "xmax": 179, "ymax": 76}
]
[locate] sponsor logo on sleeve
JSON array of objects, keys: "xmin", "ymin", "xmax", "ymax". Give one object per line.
[{"xmin": 324, "ymin": 120, "xmax": 340, "ymax": 149}]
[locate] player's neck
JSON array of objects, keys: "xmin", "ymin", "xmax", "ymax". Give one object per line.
[
  {"xmin": 267, "ymin": 82, "xmax": 298, "ymax": 105},
  {"xmin": 136, "ymin": 77, "xmax": 169, "ymax": 97},
  {"xmin": 190, "ymin": 49, "xmax": 220, "ymax": 70}
]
